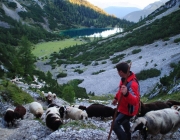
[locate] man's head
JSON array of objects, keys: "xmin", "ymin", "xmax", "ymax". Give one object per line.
[
  {"xmin": 116, "ymin": 62, "xmax": 130, "ymax": 78},
  {"xmin": 116, "ymin": 62, "xmax": 129, "ymax": 73}
]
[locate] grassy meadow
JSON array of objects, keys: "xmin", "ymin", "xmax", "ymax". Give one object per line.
[{"xmin": 32, "ymin": 38, "xmax": 85, "ymax": 57}]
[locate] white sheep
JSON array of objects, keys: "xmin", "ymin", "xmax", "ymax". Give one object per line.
[
  {"xmin": 45, "ymin": 92, "xmax": 56, "ymax": 104},
  {"xmin": 66, "ymin": 107, "xmax": 88, "ymax": 120},
  {"xmin": 71, "ymin": 105, "xmax": 79, "ymax": 108},
  {"xmin": 71, "ymin": 105, "xmax": 87, "ymax": 111},
  {"xmin": 29, "ymin": 102, "xmax": 44, "ymax": 118},
  {"xmin": 52, "ymin": 93, "xmax": 56, "ymax": 99},
  {"xmin": 130, "ymin": 108, "xmax": 180, "ymax": 140}
]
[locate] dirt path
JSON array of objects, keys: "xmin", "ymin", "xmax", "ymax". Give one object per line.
[{"xmin": 0, "ymin": 127, "xmax": 16, "ymax": 140}]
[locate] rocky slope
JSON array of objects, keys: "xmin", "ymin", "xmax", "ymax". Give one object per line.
[{"xmin": 35, "ymin": 33, "xmax": 180, "ymax": 96}]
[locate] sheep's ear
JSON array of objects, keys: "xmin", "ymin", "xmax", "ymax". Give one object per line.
[
  {"xmin": 173, "ymin": 105, "xmax": 178, "ymax": 109},
  {"xmin": 59, "ymin": 107, "xmax": 64, "ymax": 113},
  {"xmin": 130, "ymin": 115, "xmax": 137, "ymax": 123},
  {"xmin": 80, "ymin": 115, "xmax": 83, "ymax": 120}
]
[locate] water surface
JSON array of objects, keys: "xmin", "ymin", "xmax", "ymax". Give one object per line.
[{"xmin": 61, "ymin": 28, "xmax": 122, "ymax": 38}]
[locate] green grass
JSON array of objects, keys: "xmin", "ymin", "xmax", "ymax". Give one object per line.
[
  {"xmin": 141, "ymin": 92, "xmax": 180, "ymax": 103},
  {"xmin": 89, "ymin": 94, "xmax": 114, "ymax": 101},
  {"xmin": 0, "ymin": 80, "xmax": 34, "ymax": 105},
  {"xmin": 32, "ymin": 38, "xmax": 85, "ymax": 57}
]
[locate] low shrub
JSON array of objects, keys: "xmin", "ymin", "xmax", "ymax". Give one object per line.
[
  {"xmin": 136, "ymin": 68, "xmax": 161, "ymax": 80},
  {"xmin": 56, "ymin": 72, "xmax": 67, "ymax": 78}
]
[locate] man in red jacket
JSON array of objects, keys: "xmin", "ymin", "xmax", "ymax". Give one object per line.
[{"xmin": 112, "ymin": 62, "xmax": 140, "ymax": 140}]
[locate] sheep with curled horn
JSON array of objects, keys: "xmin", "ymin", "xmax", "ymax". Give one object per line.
[{"xmin": 131, "ymin": 108, "xmax": 180, "ymax": 140}]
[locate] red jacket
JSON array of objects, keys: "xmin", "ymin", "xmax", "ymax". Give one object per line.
[{"xmin": 115, "ymin": 72, "xmax": 140, "ymax": 116}]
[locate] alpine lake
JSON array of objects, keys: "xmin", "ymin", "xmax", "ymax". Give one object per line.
[{"xmin": 60, "ymin": 27, "xmax": 122, "ymax": 38}]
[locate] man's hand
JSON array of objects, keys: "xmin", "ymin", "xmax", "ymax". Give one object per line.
[
  {"xmin": 121, "ymin": 85, "xmax": 128, "ymax": 95},
  {"xmin": 112, "ymin": 99, "xmax": 118, "ymax": 105}
]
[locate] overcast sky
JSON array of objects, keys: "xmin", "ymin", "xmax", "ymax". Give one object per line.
[{"xmin": 86, "ymin": 0, "xmax": 160, "ymax": 9}]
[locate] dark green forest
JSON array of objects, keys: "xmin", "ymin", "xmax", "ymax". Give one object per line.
[{"xmin": 1, "ymin": 0, "xmax": 133, "ymax": 101}]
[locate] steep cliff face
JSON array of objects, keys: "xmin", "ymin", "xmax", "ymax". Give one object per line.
[
  {"xmin": 149, "ymin": 0, "xmax": 180, "ymax": 17},
  {"xmin": 0, "ymin": 0, "xmax": 48, "ymax": 29}
]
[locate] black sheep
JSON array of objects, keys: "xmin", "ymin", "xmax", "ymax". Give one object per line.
[
  {"xmin": 138, "ymin": 100, "xmax": 180, "ymax": 117},
  {"xmin": 4, "ymin": 108, "xmax": 15, "ymax": 127},
  {"xmin": 86, "ymin": 103, "xmax": 115, "ymax": 120},
  {"xmin": 4, "ymin": 105, "xmax": 26, "ymax": 127},
  {"xmin": 13, "ymin": 105, "xmax": 26, "ymax": 120}
]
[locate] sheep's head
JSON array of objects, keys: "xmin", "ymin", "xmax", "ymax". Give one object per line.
[
  {"xmin": 171, "ymin": 105, "xmax": 180, "ymax": 112},
  {"xmin": 13, "ymin": 112, "xmax": 21, "ymax": 120},
  {"xmin": 80, "ymin": 111, "xmax": 88, "ymax": 120},
  {"xmin": 35, "ymin": 108, "xmax": 43, "ymax": 118},
  {"xmin": 79, "ymin": 105, "xmax": 87, "ymax": 111},
  {"xmin": 52, "ymin": 93, "xmax": 56, "ymax": 99},
  {"xmin": 130, "ymin": 117, "xmax": 147, "ymax": 133},
  {"xmin": 59, "ymin": 106, "xmax": 67, "ymax": 119}
]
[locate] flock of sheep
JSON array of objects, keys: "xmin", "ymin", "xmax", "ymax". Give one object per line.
[
  {"xmin": 3, "ymin": 91, "xmax": 116, "ymax": 131},
  {"xmin": 3, "ymin": 90, "xmax": 180, "ymax": 140}
]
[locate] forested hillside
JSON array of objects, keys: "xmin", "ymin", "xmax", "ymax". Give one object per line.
[
  {"xmin": 0, "ymin": 0, "xmax": 133, "ymax": 84},
  {"xmin": 0, "ymin": 0, "xmax": 134, "ymax": 30},
  {"xmin": 0, "ymin": 0, "xmax": 134, "ymax": 45},
  {"xmin": 49, "ymin": 9, "xmax": 180, "ymax": 66}
]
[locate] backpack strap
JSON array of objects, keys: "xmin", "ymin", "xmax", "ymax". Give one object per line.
[
  {"xmin": 126, "ymin": 78, "xmax": 141, "ymax": 115},
  {"xmin": 126, "ymin": 78, "xmax": 140, "ymax": 93}
]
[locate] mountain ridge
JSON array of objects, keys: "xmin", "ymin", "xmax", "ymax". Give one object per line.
[
  {"xmin": 103, "ymin": 6, "xmax": 141, "ymax": 18},
  {"xmin": 0, "ymin": 0, "xmax": 133, "ymax": 32},
  {"xmin": 123, "ymin": 0, "xmax": 169, "ymax": 22}
]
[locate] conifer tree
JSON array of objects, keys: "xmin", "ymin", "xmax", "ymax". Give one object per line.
[
  {"xmin": 18, "ymin": 36, "xmax": 35, "ymax": 76},
  {"xmin": 62, "ymin": 85, "xmax": 75, "ymax": 103}
]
